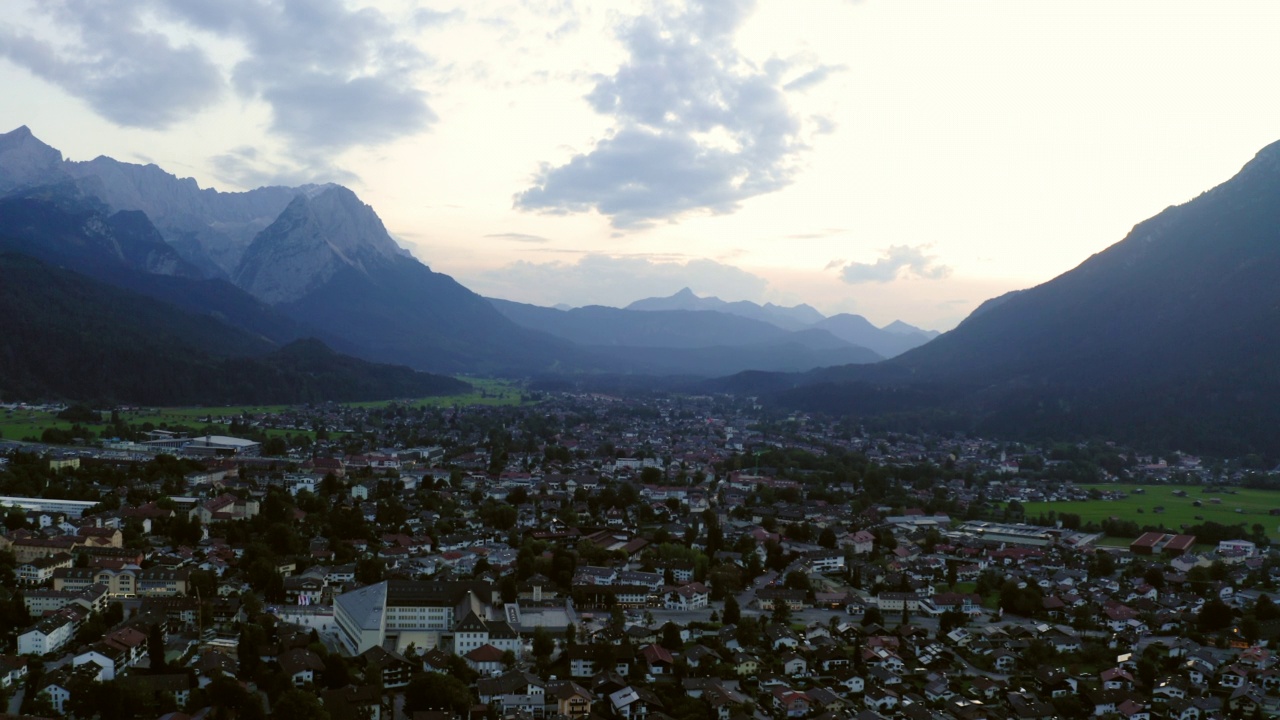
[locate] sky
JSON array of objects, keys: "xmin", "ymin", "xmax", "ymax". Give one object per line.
[{"xmin": 3, "ymin": 0, "xmax": 1280, "ymax": 330}]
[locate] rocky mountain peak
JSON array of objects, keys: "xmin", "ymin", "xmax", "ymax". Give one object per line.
[
  {"xmin": 231, "ymin": 185, "xmax": 407, "ymax": 304},
  {"xmin": 0, "ymin": 125, "xmax": 67, "ymax": 193}
]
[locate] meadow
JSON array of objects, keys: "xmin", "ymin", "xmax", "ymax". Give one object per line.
[
  {"xmin": 0, "ymin": 378, "xmax": 532, "ymax": 443},
  {"xmin": 1019, "ymin": 483, "xmax": 1280, "ymax": 541}
]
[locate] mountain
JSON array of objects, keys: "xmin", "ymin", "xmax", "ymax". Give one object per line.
[
  {"xmin": 0, "ymin": 126, "xmax": 304, "ymax": 279},
  {"xmin": 233, "ymin": 186, "xmax": 405, "ymax": 304},
  {"xmin": 720, "ymin": 139, "xmax": 1280, "ymax": 456},
  {"xmin": 813, "ymin": 314, "xmax": 937, "ymax": 358},
  {"xmin": 625, "ymin": 288, "xmax": 826, "ymax": 331},
  {"xmin": 0, "ymin": 126, "xmax": 582, "ymax": 376},
  {"xmin": 0, "ymin": 186, "xmax": 314, "ymax": 345},
  {"xmin": 490, "ymin": 298, "xmax": 842, "ymax": 349},
  {"xmin": 625, "ymin": 288, "xmax": 936, "ymax": 358},
  {"xmin": 0, "ymin": 254, "xmax": 468, "ymax": 405},
  {"xmin": 488, "ymin": 298, "xmax": 882, "ymax": 375}
]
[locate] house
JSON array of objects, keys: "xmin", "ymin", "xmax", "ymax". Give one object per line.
[
  {"xmin": 279, "ymin": 648, "xmax": 325, "ymax": 686},
  {"xmin": 771, "ymin": 687, "xmax": 811, "ymax": 718},
  {"xmin": 464, "ymin": 643, "xmax": 507, "ymax": 674},
  {"xmin": 545, "ymin": 679, "xmax": 594, "ymax": 719},
  {"xmin": 733, "ymin": 652, "xmax": 760, "ymax": 676},
  {"xmin": 664, "ymin": 582, "xmax": 710, "ymax": 611},
  {"xmin": 609, "ymin": 686, "xmax": 651, "ymax": 720},
  {"xmin": 863, "ymin": 686, "xmax": 899, "ymax": 712},
  {"xmin": 780, "ymin": 652, "xmax": 808, "ymax": 677},
  {"xmin": 640, "ymin": 644, "xmax": 674, "ymax": 675},
  {"xmin": 361, "ymin": 646, "xmax": 415, "ymax": 689}
]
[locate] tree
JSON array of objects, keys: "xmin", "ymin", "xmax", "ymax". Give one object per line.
[
  {"xmin": 532, "ymin": 626, "xmax": 555, "ymax": 666},
  {"xmin": 1255, "ymin": 594, "xmax": 1280, "ymax": 622},
  {"xmin": 1197, "ymin": 597, "xmax": 1235, "ymax": 633},
  {"xmin": 818, "ymin": 526, "xmax": 838, "ymax": 549},
  {"xmin": 322, "ymin": 654, "xmax": 350, "ymax": 689},
  {"xmin": 771, "ymin": 599, "xmax": 792, "ymax": 626},
  {"xmin": 723, "ymin": 594, "xmax": 741, "ymax": 625},
  {"xmin": 661, "ymin": 622, "xmax": 683, "ymax": 651},
  {"xmin": 404, "ymin": 673, "xmax": 474, "ymax": 715},
  {"xmin": 783, "ymin": 571, "xmax": 810, "ymax": 592},
  {"xmin": 861, "ymin": 607, "xmax": 883, "ymax": 627},
  {"xmin": 148, "ymin": 623, "xmax": 167, "ymax": 671},
  {"xmin": 272, "ymin": 689, "xmax": 331, "ymax": 720}
]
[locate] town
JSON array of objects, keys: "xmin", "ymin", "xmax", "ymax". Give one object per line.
[{"xmin": 0, "ymin": 392, "xmax": 1278, "ymax": 720}]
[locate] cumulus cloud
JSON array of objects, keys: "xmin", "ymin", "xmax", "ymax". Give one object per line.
[
  {"xmin": 159, "ymin": 0, "xmax": 435, "ymax": 153},
  {"xmin": 0, "ymin": 1, "xmax": 225, "ymax": 129},
  {"xmin": 467, "ymin": 254, "xmax": 771, "ymax": 308},
  {"xmin": 210, "ymin": 145, "xmax": 358, "ymax": 189},
  {"xmin": 3, "ymin": 1, "xmax": 437, "ymax": 181},
  {"xmin": 840, "ymin": 245, "xmax": 952, "ymax": 284},
  {"xmin": 516, "ymin": 0, "xmax": 807, "ymax": 228}
]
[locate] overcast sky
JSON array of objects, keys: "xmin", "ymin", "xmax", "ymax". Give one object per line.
[{"xmin": 4, "ymin": 0, "xmax": 1280, "ymax": 329}]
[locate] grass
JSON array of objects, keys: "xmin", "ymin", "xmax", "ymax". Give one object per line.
[
  {"xmin": 343, "ymin": 377, "xmax": 531, "ymax": 409},
  {"xmin": 0, "ymin": 377, "xmax": 536, "ymax": 445},
  {"xmin": 0, "ymin": 409, "xmax": 79, "ymax": 442},
  {"xmin": 1019, "ymin": 483, "xmax": 1280, "ymax": 541}
]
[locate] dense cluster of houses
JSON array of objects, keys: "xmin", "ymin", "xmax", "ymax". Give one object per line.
[{"xmin": 2, "ymin": 393, "xmax": 1280, "ymax": 719}]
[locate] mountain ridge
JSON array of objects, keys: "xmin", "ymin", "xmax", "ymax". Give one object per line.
[{"xmin": 718, "ymin": 138, "xmax": 1280, "ymax": 456}]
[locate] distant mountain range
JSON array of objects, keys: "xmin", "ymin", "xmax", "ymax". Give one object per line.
[
  {"xmin": 711, "ymin": 138, "xmax": 1280, "ymax": 457},
  {"xmin": 487, "ymin": 288, "xmax": 939, "ymax": 373},
  {"xmin": 0, "ymin": 126, "xmax": 933, "ymax": 403},
  {"xmin": 488, "ymin": 298, "xmax": 883, "ymax": 376},
  {"xmin": 622, "ymin": 287, "xmax": 939, "ymax": 358}
]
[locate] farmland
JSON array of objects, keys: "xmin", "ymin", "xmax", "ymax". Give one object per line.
[
  {"xmin": 1019, "ymin": 483, "xmax": 1280, "ymax": 541},
  {"xmin": 0, "ymin": 378, "xmax": 532, "ymax": 444}
]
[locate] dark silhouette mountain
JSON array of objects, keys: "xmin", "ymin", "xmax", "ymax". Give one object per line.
[
  {"xmin": 625, "ymin": 287, "xmax": 826, "ymax": 330},
  {"xmin": 0, "ymin": 188, "xmax": 315, "ymax": 345},
  {"xmin": 487, "ymin": 297, "xmax": 882, "ymax": 376},
  {"xmin": 0, "ymin": 126, "xmax": 584, "ymax": 376},
  {"xmin": 624, "ymin": 287, "xmax": 936, "ymax": 357},
  {"xmin": 813, "ymin": 314, "xmax": 938, "ymax": 358},
  {"xmin": 718, "ymin": 140, "xmax": 1280, "ymax": 456},
  {"xmin": 0, "ymin": 254, "xmax": 468, "ymax": 405}
]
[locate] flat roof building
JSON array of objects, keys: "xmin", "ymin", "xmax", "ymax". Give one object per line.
[{"xmin": 1130, "ymin": 532, "xmax": 1195, "ymax": 556}]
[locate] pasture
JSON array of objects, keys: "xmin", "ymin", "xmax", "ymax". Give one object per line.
[
  {"xmin": 0, "ymin": 377, "xmax": 533, "ymax": 445},
  {"xmin": 1019, "ymin": 484, "xmax": 1280, "ymax": 541}
]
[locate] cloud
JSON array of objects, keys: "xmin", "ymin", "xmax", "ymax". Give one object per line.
[
  {"xmin": 3, "ymin": 1, "xmax": 436, "ymax": 181},
  {"xmin": 787, "ymin": 228, "xmax": 846, "ymax": 239},
  {"xmin": 486, "ymin": 232, "xmax": 550, "ymax": 244},
  {"xmin": 159, "ymin": 0, "xmax": 435, "ymax": 154},
  {"xmin": 783, "ymin": 64, "xmax": 846, "ymax": 92},
  {"xmin": 823, "ymin": 258, "xmax": 845, "ymax": 271},
  {"xmin": 466, "ymin": 254, "xmax": 771, "ymax": 308},
  {"xmin": 840, "ymin": 245, "xmax": 952, "ymax": 284},
  {"xmin": 210, "ymin": 145, "xmax": 358, "ymax": 189},
  {"xmin": 415, "ymin": 7, "xmax": 463, "ymax": 27},
  {"xmin": 0, "ymin": 2, "xmax": 225, "ymax": 129},
  {"xmin": 515, "ymin": 0, "xmax": 809, "ymax": 228}
]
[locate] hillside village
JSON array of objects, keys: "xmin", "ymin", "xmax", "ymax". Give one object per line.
[{"xmin": 0, "ymin": 394, "xmax": 1279, "ymax": 719}]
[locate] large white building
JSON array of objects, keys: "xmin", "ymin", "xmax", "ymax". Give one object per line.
[
  {"xmin": 334, "ymin": 580, "xmax": 507, "ymax": 655},
  {"xmin": 0, "ymin": 497, "xmax": 99, "ymax": 519}
]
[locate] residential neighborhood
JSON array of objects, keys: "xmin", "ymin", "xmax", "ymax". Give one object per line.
[{"xmin": 0, "ymin": 393, "xmax": 1279, "ymax": 719}]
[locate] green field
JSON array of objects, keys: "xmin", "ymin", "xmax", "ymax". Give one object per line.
[
  {"xmin": 343, "ymin": 377, "xmax": 530, "ymax": 409},
  {"xmin": 0, "ymin": 409, "xmax": 80, "ymax": 441},
  {"xmin": 0, "ymin": 377, "xmax": 534, "ymax": 445},
  {"xmin": 1020, "ymin": 483, "xmax": 1280, "ymax": 541}
]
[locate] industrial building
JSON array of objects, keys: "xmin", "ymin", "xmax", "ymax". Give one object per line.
[{"xmin": 1129, "ymin": 532, "xmax": 1196, "ymax": 556}]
